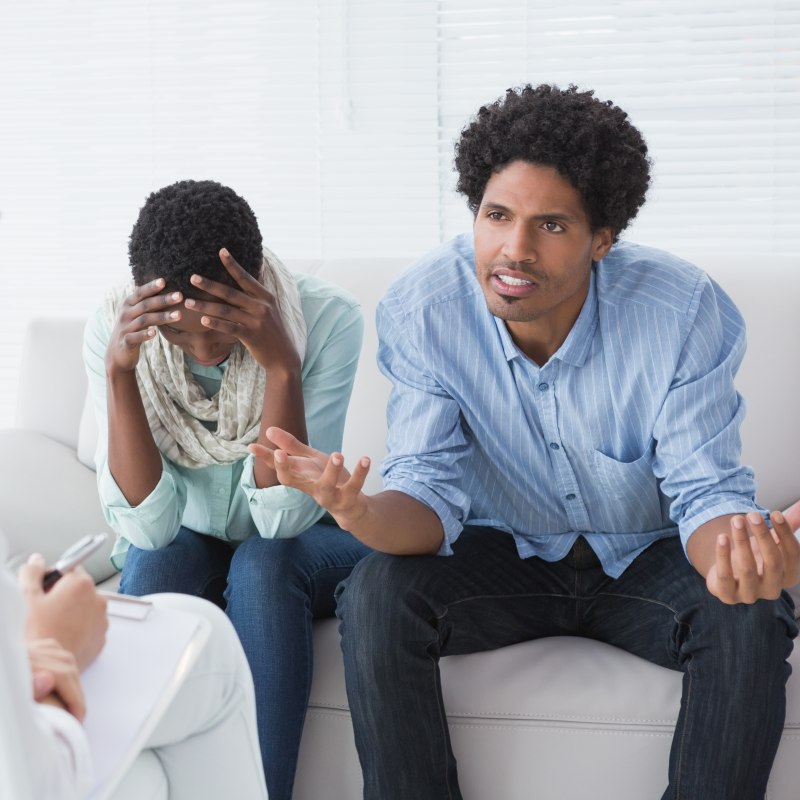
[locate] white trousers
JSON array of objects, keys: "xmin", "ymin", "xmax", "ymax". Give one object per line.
[{"xmin": 108, "ymin": 594, "xmax": 268, "ymax": 800}]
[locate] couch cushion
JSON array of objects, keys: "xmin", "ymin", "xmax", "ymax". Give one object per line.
[
  {"xmin": 0, "ymin": 429, "xmax": 116, "ymax": 583},
  {"xmin": 309, "ymin": 617, "xmax": 800, "ymax": 729},
  {"xmin": 77, "ymin": 392, "xmax": 98, "ymax": 470},
  {"xmin": 16, "ymin": 317, "xmax": 88, "ymax": 450}
]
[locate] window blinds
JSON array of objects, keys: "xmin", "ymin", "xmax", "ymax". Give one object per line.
[{"xmin": 0, "ymin": 0, "xmax": 797, "ymax": 424}]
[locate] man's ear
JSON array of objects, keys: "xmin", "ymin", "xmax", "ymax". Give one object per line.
[{"xmin": 591, "ymin": 227, "xmax": 614, "ymax": 261}]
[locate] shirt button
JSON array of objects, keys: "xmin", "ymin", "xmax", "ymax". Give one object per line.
[
  {"xmin": 538, "ymin": 382, "xmax": 549, "ymax": 392},
  {"xmin": 217, "ymin": 488, "xmax": 226, "ymax": 495},
  {"xmin": 565, "ymin": 493, "xmax": 576, "ymax": 501},
  {"xmin": 549, "ymin": 442, "xmax": 560, "ymax": 450}
]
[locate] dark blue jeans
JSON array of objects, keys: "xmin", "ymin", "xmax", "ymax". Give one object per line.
[
  {"xmin": 335, "ymin": 528, "xmax": 797, "ymax": 800},
  {"xmin": 120, "ymin": 523, "xmax": 371, "ymax": 800}
]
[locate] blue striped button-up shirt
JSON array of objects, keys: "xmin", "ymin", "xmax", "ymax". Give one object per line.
[{"xmin": 377, "ymin": 233, "xmax": 761, "ymax": 578}]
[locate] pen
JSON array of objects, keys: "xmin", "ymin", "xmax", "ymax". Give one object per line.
[{"xmin": 42, "ymin": 533, "xmax": 108, "ymax": 591}]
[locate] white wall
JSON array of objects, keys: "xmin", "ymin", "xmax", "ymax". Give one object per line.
[{"xmin": 1, "ymin": 0, "xmax": 797, "ymax": 425}]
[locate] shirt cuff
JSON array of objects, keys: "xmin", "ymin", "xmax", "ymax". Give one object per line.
[
  {"xmin": 240, "ymin": 455, "xmax": 325, "ymax": 538},
  {"xmin": 382, "ymin": 477, "xmax": 463, "ymax": 556},
  {"xmin": 99, "ymin": 465, "xmax": 177, "ymax": 522},
  {"xmin": 679, "ymin": 496, "xmax": 767, "ymax": 551},
  {"xmin": 98, "ymin": 463, "xmax": 182, "ymax": 552}
]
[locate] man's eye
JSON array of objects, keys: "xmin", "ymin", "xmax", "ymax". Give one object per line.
[
  {"xmin": 487, "ymin": 211, "xmax": 506, "ymax": 221},
  {"xmin": 543, "ymin": 221, "xmax": 564, "ymax": 232}
]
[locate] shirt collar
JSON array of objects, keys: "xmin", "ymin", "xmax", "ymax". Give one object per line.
[{"xmin": 493, "ymin": 267, "xmax": 598, "ymax": 368}]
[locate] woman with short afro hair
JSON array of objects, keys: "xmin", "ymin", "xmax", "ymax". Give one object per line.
[{"xmin": 83, "ymin": 179, "xmax": 371, "ymax": 799}]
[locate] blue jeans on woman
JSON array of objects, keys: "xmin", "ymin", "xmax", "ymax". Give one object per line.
[
  {"xmin": 335, "ymin": 527, "xmax": 797, "ymax": 800},
  {"xmin": 120, "ymin": 522, "xmax": 371, "ymax": 800}
]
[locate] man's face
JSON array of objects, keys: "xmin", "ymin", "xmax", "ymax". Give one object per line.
[{"xmin": 473, "ymin": 160, "xmax": 613, "ymax": 358}]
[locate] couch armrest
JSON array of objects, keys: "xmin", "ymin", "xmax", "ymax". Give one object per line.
[
  {"xmin": 16, "ymin": 317, "xmax": 88, "ymax": 450},
  {"xmin": 0, "ymin": 428, "xmax": 117, "ymax": 584}
]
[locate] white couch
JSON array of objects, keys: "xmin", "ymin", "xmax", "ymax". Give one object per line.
[{"xmin": 2, "ymin": 253, "xmax": 799, "ymax": 799}]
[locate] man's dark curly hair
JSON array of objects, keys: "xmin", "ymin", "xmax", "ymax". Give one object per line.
[
  {"xmin": 129, "ymin": 179, "xmax": 263, "ymax": 295},
  {"xmin": 455, "ymin": 84, "xmax": 651, "ymax": 239}
]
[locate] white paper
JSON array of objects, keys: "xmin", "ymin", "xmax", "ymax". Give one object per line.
[{"xmin": 81, "ymin": 605, "xmax": 206, "ymax": 800}]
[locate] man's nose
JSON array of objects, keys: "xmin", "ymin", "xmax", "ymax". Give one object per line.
[{"xmin": 501, "ymin": 223, "xmax": 537, "ymax": 263}]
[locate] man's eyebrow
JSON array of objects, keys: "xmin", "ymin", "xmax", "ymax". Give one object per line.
[{"xmin": 480, "ymin": 202, "xmax": 579, "ymax": 223}]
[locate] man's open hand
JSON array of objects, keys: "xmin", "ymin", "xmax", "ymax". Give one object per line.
[
  {"xmin": 249, "ymin": 427, "xmax": 371, "ymax": 529},
  {"xmin": 706, "ymin": 511, "xmax": 800, "ymax": 604}
]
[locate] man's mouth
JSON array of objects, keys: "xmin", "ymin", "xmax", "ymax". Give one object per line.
[
  {"xmin": 490, "ymin": 269, "xmax": 539, "ymax": 297},
  {"xmin": 496, "ymin": 274, "xmax": 533, "ymax": 287}
]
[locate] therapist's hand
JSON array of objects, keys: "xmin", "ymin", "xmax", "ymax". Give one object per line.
[
  {"xmin": 27, "ymin": 638, "xmax": 86, "ymax": 721},
  {"xmin": 20, "ymin": 554, "xmax": 108, "ymax": 671}
]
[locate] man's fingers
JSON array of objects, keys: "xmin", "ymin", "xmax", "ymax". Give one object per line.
[
  {"xmin": 730, "ymin": 516, "xmax": 759, "ymax": 603},
  {"xmin": 266, "ymin": 427, "xmax": 318, "ymax": 458},
  {"xmin": 317, "ymin": 453, "xmax": 347, "ymax": 497},
  {"xmin": 345, "ymin": 456, "xmax": 371, "ymax": 497},
  {"xmin": 714, "ymin": 534, "xmax": 735, "ymax": 580},
  {"xmin": 783, "ymin": 501, "xmax": 800, "ymax": 533},
  {"xmin": 248, "ymin": 443, "xmax": 276, "ymax": 468},
  {"xmin": 710, "ymin": 534, "xmax": 737, "ymax": 603},
  {"xmin": 771, "ymin": 510, "xmax": 800, "ymax": 586},
  {"xmin": 747, "ymin": 512, "xmax": 784, "ymax": 599}
]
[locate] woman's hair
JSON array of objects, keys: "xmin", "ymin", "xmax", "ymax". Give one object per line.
[
  {"xmin": 454, "ymin": 84, "xmax": 651, "ymax": 239},
  {"xmin": 129, "ymin": 179, "xmax": 263, "ymax": 295}
]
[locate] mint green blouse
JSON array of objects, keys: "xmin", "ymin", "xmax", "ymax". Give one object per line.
[{"xmin": 83, "ymin": 272, "xmax": 363, "ymax": 569}]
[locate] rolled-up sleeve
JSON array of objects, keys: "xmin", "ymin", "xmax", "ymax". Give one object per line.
[
  {"xmin": 377, "ymin": 290, "xmax": 473, "ymax": 555},
  {"xmin": 653, "ymin": 275, "xmax": 763, "ymax": 550},
  {"xmin": 241, "ymin": 298, "xmax": 364, "ymax": 539},
  {"xmin": 82, "ymin": 308, "xmax": 185, "ymax": 557}
]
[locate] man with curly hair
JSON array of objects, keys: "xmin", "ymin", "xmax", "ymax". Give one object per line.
[
  {"xmin": 83, "ymin": 180, "xmax": 371, "ymax": 799},
  {"xmin": 252, "ymin": 85, "xmax": 800, "ymax": 799}
]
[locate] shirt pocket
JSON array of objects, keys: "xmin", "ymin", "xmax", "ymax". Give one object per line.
[{"xmin": 590, "ymin": 448, "xmax": 663, "ymax": 533}]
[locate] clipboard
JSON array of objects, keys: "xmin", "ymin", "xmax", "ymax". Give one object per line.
[{"xmin": 81, "ymin": 594, "xmax": 210, "ymax": 800}]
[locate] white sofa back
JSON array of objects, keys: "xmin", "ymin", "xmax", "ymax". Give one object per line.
[{"xmin": 8, "ymin": 253, "xmax": 800, "ymax": 570}]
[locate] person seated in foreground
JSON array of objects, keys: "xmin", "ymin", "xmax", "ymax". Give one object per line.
[
  {"xmin": 83, "ymin": 179, "xmax": 370, "ymax": 798},
  {"xmin": 0, "ymin": 532, "xmax": 267, "ymax": 799},
  {"xmin": 251, "ymin": 84, "xmax": 800, "ymax": 800}
]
